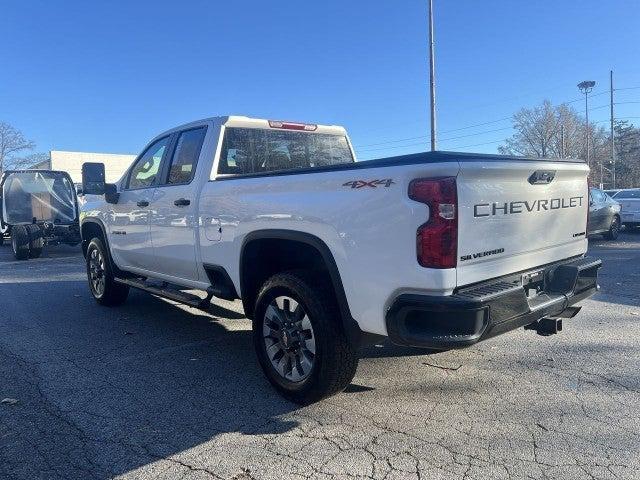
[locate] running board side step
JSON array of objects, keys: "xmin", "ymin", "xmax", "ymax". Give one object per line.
[{"xmin": 115, "ymin": 278, "xmax": 213, "ymax": 309}]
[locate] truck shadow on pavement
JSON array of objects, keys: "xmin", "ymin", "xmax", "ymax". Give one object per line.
[{"xmin": 0, "ymin": 279, "xmax": 303, "ymax": 478}]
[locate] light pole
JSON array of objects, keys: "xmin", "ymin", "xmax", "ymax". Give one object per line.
[
  {"xmin": 577, "ymin": 80, "xmax": 596, "ymax": 169},
  {"xmin": 428, "ymin": 0, "xmax": 437, "ymax": 151}
]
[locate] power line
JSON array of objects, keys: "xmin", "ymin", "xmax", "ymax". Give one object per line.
[
  {"xmin": 354, "ymin": 125, "xmax": 512, "ymax": 149},
  {"xmin": 357, "ymin": 115, "xmax": 640, "ymax": 159},
  {"xmin": 355, "ymin": 92, "xmax": 613, "ymax": 150},
  {"xmin": 445, "ymin": 139, "xmax": 506, "ymax": 150},
  {"xmin": 353, "ymin": 86, "xmax": 637, "ymax": 152},
  {"xmin": 440, "ymin": 117, "xmax": 511, "ymax": 134},
  {"xmin": 353, "ymin": 84, "xmax": 610, "ymax": 137},
  {"xmin": 357, "ymin": 140, "xmax": 428, "ymax": 153},
  {"xmin": 354, "ymin": 135, "xmax": 427, "ymax": 149}
]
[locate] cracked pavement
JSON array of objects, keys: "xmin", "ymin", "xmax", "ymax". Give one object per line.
[{"xmin": 1, "ymin": 233, "xmax": 639, "ymax": 480}]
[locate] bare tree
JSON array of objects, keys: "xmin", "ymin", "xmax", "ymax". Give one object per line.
[
  {"xmin": 499, "ymin": 100, "xmax": 559, "ymax": 157},
  {"xmin": 11, "ymin": 152, "xmax": 50, "ymax": 170},
  {"xmin": 499, "ymin": 101, "xmax": 611, "ymax": 185},
  {"xmin": 0, "ymin": 121, "xmax": 35, "ymax": 173}
]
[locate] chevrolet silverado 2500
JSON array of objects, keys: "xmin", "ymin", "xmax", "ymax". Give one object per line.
[{"xmin": 80, "ymin": 116, "xmax": 601, "ymax": 403}]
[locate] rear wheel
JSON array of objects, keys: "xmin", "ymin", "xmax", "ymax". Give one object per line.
[
  {"xmin": 86, "ymin": 237, "xmax": 129, "ymax": 306},
  {"xmin": 26, "ymin": 224, "xmax": 44, "ymax": 258},
  {"xmin": 253, "ymin": 271, "xmax": 358, "ymax": 404},
  {"xmin": 11, "ymin": 226, "xmax": 30, "ymax": 260},
  {"xmin": 603, "ymin": 215, "xmax": 620, "ymax": 240}
]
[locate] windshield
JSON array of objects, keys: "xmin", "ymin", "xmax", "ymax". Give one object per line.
[
  {"xmin": 218, "ymin": 128, "xmax": 354, "ymax": 175},
  {"xmin": 2, "ymin": 171, "xmax": 76, "ymax": 225},
  {"xmin": 615, "ymin": 189, "xmax": 640, "ymax": 199}
]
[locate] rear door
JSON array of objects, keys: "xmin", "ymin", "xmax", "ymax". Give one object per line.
[
  {"xmin": 588, "ymin": 188, "xmax": 608, "ymax": 232},
  {"xmin": 147, "ymin": 126, "xmax": 207, "ymax": 281},
  {"xmin": 456, "ymin": 159, "xmax": 589, "ymax": 287}
]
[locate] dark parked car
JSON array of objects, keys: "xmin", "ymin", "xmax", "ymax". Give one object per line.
[{"xmin": 588, "ymin": 188, "xmax": 621, "ymax": 240}]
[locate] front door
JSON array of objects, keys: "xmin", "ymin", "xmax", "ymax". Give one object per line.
[
  {"xmin": 108, "ymin": 136, "xmax": 171, "ymax": 271},
  {"xmin": 147, "ymin": 126, "xmax": 207, "ymax": 282}
]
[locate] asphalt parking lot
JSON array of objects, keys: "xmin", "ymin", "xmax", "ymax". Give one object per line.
[{"xmin": 1, "ymin": 233, "xmax": 639, "ymax": 480}]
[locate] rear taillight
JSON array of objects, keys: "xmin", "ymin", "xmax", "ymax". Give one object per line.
[{"xmin": 409, "ymin": 177, "xmax": 458, "ymax": 269}]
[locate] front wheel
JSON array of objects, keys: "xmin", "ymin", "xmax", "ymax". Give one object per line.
[
  {"xmin": 603, "ymin": 216, "xmax": 620, "ymax": 240},
  {"xmin": 11, "ymin": 225, "xmax": 30, "ymax": 260},
  {"xmin": 26, "ymin": 224, "xmax": 44, "ymax": 258},
  {"xmin": 253, "ymin": 271, "xmax": 358, "ymax": 404},
  {"xmin": 86, "ymin": 237, "xmax": 129, "ymax": 306}
]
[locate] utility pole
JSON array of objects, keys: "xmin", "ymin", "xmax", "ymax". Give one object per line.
[
  {"xmin": 577, "ymin": 80, "xmax": 596, "ymax": 171},
  {"xmin": 610, "ymin": 70, "xmax": 616, "ymax": 189},
  {"xmin": 560, "ymin": 124, "xmax": 566, "ymax": 158},
  {"xmin": 428, "ymin": 0, "xmax": 437, "ymax": 151}
]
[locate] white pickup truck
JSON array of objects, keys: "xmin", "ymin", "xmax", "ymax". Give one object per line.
[{"xmin": 80, "ymin": 116, "xmax": 601, "ymax": 403}]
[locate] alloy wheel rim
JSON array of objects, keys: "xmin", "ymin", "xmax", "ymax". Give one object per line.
[
  {"xmin": 612, "ymin": 218, "xmax": 619, "ymax": 235},
  {"xmin": 263, "ymin": 296, "xmax": 316, "ymax": 382},
  {"xmin": 89, "ymin": 248, "xmax": 106, "ymax": 297}
]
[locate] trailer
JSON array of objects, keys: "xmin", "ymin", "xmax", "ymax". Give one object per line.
[{"xmin": 0, "ymin": 170, "xmax": 81, "ymax": 260}]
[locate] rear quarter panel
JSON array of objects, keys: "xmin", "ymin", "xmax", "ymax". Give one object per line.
[{"xmin": 199, "ymin": 162, "xmax": 459, "ymax": 336}]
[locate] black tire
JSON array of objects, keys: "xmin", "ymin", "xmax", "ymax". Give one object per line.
[
  {"xmin": 86, "ymin": 237, "xmax": 129, "ymax": 306},
  {"xmin": 11, "ymin": 225, "xmax": 30, "ymax": 260},
  {"xmin": 253, "ymin": 270, "xmax": 358, "ymax": 404},
  {"xmin": 26, "ymin": 224, "xmax": 44, "ymax": 258},
  {"xmin": 0, "ymin": 233, "xmax": 4, "ymax": 247},
  {"xmin": 603, "ymin": 215, "xmax": 620, "ymax": 240}
]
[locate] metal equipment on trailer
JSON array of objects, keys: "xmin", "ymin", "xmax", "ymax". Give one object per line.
[{"xmin": 0, "ymin": 170, "xmax": 81, "ymax": 260}]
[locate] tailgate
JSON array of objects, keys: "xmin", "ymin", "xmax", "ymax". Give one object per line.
[{"xmin": 456, "ymin": 160, "xmax": 589, "ymax": 287}]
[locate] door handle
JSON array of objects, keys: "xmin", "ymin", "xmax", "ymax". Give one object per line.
[
  {"xmin": 174, "ymin": 198, "xmax": 191, "ymax": 207},
  {"xmin": 137, "ymin": 200, "xmax": 149, "ymax": 207}
]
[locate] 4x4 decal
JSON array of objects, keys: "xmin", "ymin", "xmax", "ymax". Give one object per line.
[{"xmin": 343, "ymin": 179, "xmax": 395, "ymax": 189}]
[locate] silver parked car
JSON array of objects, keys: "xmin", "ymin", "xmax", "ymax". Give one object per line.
[
  {"xmin": 588, "ymin": 188, "xmax": 621, "ymax": 240},
  {"xmin": 612, "ymin": 188, "xmax": 640, "ymax": 229}
]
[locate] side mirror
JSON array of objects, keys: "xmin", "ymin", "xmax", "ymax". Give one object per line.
[{"xmin": 81, "ymin": 162, "xmax": 106, "ymax": 195}]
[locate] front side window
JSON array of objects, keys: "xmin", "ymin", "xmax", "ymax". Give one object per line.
[
  {"xmin": 127, "ymin": 136, "xmax": 170, "ymax": 189},
  {"xmin": 217, "ymin": 128, "xmax": 354, "ymax": 175},
  {"xmin": 165, "ymin": 127, "xmax": 207, "ymax": 184}
]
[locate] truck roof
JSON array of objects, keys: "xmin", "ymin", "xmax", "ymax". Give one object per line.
[{"xmin": 155, "ymin": 115, "xmax": 348, "ymax": 138}]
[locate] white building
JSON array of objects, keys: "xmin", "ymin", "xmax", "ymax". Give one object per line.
[{"xmin": 33, "ymin": 151, "xmax": 136, "ymax": 184}]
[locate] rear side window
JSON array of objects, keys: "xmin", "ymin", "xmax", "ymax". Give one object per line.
[
  {"xmin": 217, "ymin": 127, "xmax": 354, "ymax": 175},
  {"xmin": 127, "ymin": 136, "xmax": 170, "ymax": 189},
  {"xmin": 165, "ymin": 127, "xmax": 207, "ymax": 184}
]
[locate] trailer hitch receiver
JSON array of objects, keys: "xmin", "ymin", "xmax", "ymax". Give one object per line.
[{"xmin": 525, "ymin": 317, "xmax": 563, "ymax": 336}]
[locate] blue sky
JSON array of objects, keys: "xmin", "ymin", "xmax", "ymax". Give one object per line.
[{"xmin": 2, "ymin": 0, "xmax": 639, "ymax": 160}]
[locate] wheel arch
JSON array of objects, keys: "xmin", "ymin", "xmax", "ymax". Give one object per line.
[
  {"xmin": 239, "ymin": 230, "xmax": 368, "ymax": 347},
  {"xmin": 80, "ymin": 218, "xmax": 127, "ymax": 277},
  {"xmin": 81, "ymin": 218, "xmax": 109, "ymax": 258}
]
